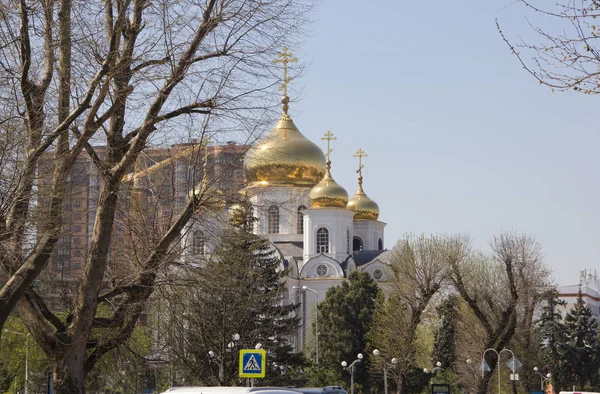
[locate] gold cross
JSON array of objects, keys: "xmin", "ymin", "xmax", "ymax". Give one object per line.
[
  {"xmin": 354, "ymin": 148, "xmax": 368, "ymax": 177},
  {"xmin": 272, "ymin": 47, "xmax": 298, "ymax": 97},
  {"xmin": 321, "ymin": 130, "xmax": 337, "ymax": 162}
]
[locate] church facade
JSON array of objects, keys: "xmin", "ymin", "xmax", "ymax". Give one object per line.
[
  {"xmin": 183, "ymin": 49, "xmax": 398, "ymax": 351},
  {"xmin": 183, "ymin": 96, "xmax": 398, "ymax": 351}
]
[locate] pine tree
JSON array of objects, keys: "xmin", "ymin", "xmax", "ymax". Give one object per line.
[
  {"xmin": 537, "ymin": 288, "xmax": 568, "ymax": 393},
  {"xmin": 315, "ymin": 271, "xmax": 382, "ymax": 393},
  {"xmin": 563, "ymin": 287, "xmax": 599, "ymax": 390},
  {"xmin": 432, "ymin": 295, "xmax": 459, "ymax": 372},
  {"xmin": 181, "ymin": 206, "xmax": 304, "ymax": 386}
]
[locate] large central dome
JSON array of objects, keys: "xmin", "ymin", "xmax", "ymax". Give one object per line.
[{"xmin": 245, "ymin": 112, "xmax": 326, "ymax": 187}]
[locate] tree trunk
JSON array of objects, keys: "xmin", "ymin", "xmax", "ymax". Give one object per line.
[
  {"xmin": 396, "ymin": 373, "xmax": 408, "ymax": 394},
  {"xmin": 53, "ymin": 348, "xmax": 86, "ymax": 394}
]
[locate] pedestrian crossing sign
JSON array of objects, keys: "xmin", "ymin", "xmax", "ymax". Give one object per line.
[{"xmin": 239, "ymin": 349, "xmax": 266, "ymax": 378}]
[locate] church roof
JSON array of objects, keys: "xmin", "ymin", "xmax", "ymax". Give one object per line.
[
  {"xmin": 273, "ymin": 241, "xmax": 303, "ymax": 260},
  {"xmin": 354, "ymin": 240, "xmax": 406, "ymax": 267},
  {"xmin": 353, "ymin": 250, "xmax": 387, "ymax": 267}
]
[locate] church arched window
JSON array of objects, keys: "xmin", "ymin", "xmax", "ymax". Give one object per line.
[
  {"xmin": 192, "ymin": 230, "xmax": 205, "ymax": 255},
  {"xmin": 316, "ymin": 227, "xmax": 329, "ymax": 253},
  {"xmin": 297, "ymin": 205, "xmax": 307, "ymax": 234},
  {"xmin": 378, "ymin": 238, "xmax": 383, "ymax": 250},
  {"xmin": 347, "ymin": 229, "xmax": 351, "ymax": 254},
  {"xmin": 267, "ymin": 205, "xmax": 279, "ymax": 234},
  {"xmin": 353, "ymin": 236, "xmax": 363, "ymax": 252}
]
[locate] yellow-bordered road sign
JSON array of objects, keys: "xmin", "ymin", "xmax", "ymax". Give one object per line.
[{"xmin": 239, "ymin": 349, "xmax": 266, "ymax": 378}]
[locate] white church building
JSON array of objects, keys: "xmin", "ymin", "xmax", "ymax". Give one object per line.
[{"xmin": 183, "ymin": 51, "xmax": 399, "ymax": 350}]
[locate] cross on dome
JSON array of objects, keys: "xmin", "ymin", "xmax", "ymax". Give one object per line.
[
  {"xmin": 354, "ymin": 148, "xmax": 368, "ymax": 179},
  {"xmin": 272, "ymin": 47, "xmax": 298, "ymax": 97},
  {"xmin": 321, "ymin": 130, "xmax": 337, "ymax": 163}
]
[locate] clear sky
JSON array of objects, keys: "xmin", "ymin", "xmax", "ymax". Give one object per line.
[{"xmin": 286, "ymin": 0, "xmax": 599, "ymax": 286}]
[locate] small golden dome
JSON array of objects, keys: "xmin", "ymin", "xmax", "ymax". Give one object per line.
[
  {"xmin": 245, "ymin": 111, "xmax": 326, "ymax": 188},
  {"xmin": 347, "ymin": 177, "xmax": 379, "ymax": 220},
  {"xmin": 309, "ymin": 161, "xmax": 349, "ymax": 208}
]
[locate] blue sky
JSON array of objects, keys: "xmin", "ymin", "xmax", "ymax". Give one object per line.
[{"xmin": 287, "ymin": 0, "xmax": 599, "ymax": 285}]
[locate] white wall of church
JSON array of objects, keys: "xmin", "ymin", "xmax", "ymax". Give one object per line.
[
  {"xmin": 302, "ymin": 208, "xmax": 355, "ymax": 264},
  {"xmin": 353, "ymin": 220, "xmax": 386, "ymax": 251},
  {"xmin": 247, "ymin": 185, "xmax": 310, "ymax": 242}
]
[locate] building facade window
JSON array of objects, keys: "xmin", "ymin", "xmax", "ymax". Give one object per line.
[
  {"xmin": 378, "ymin": 238, "xmax": 383, "ymax": 250},
  {"xmin": 353, "ymin": 236, "xmax": 363, "ymax": 252},
  {"xmin": 316, "ymin": 264, "xmax": 328, "ymax": 277},
  {"xmin": 297, "ymin": 205, "xmax": 307, "ymax": 234},
  {"xmin": 373, "ymin": 269, "xmax": 383, "ymax": 280},
  {"xmin": 316, "ymin": 227, "xmax": 329, "ymax": 253},
  {"xmin": 192, "ymin": 230, "xmax": 205, "ymax": 255},
  {"xmin": 267, "ymin": 205, "xmax": 280, "ymax": 234},
  {"xmin": 57, "ymin": 247, "xmax": 69, "ymax": 256}
]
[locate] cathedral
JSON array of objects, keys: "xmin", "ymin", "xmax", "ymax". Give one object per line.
[{"xmin": 184, "ymin": 49, "xmax": 398, "ymax": 350}]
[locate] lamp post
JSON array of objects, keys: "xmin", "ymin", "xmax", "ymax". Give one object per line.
[
  {"xmin": 4, "ymin": 329, "xmax": 29, "ymax": 394},
  {"xmin": 293, "ymin": 285, "xmax": 319, "ymax": 365},
  {"xmin": 533, "ymin": 367, "xmax": 551, "ymax": 391},
  {"xmin": 481, "ymin": 348, "xmax": 515, "ymax": 394},
  {"xmin": 372, "ymin": 349, "xmax": 397, "ymax": 394},
  {"xmin": 341, "ymin": 353, "xmax": 363, "ymax": 394},
  {"xmin": 424, "ymin": 361, "xmax": 442, "ymax": 383},
  {"xmin": 208, "ymin": 333, "xmax": 240, "ymax": 385}
]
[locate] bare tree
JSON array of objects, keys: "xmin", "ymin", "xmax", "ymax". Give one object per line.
[
  {"xmin": 0, "ymin": 0, "xmax": 315, "ymax": 392},
  {"xmin": 447, "ymin": 232, "xmax": 546, "ymax": 394},
  {"xmin": 498, "ymin": 0, "xmax": 600, "ymax": 93},
  {"xmin": 370, "ymin": 234, "xmax": 450, "ymax": 394}
]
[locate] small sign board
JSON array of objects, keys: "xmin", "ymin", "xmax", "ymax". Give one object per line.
[
  {"xmin": 431, "ymin": 383, "xmax": 450, "ymax": 394},
  {"xmin": 478, "ymin": 360, "xmax": 491, "ymax": 373},
  {"xmin": 506, "ymin": 357, "xmax": 522, "ymax": 372},
  {"xmin": 239, "ymin": 349, "xmax": 266, "ymax": 378}
]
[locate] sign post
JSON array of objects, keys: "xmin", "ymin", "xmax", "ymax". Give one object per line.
[
  {"xmin": 431, "ymin": 383, "xmax": 450, "ymax": 394},
  {"xmin": 239, "ymin": 349, "xmax": 266, "ymax": 379}
]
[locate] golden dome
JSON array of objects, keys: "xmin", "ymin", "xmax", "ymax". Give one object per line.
[
  {"xmin": 309, "ymin": 161, "xmax": 348, "ymax": 208},
  {"xmin": 245, "ymin": 109, "xmax": 326, "ymax": 188},
  {"xmin": 347, "ymin": 176, "xmax": 379, "ymax": 220}
]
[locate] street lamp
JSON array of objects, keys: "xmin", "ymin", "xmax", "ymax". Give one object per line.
[
  {"xmin": 4, "ymin": 329, "xmax": 29, "ymax": 394},
  {"xmin": 208, "ymin": 333, "xmax": 240, "ymax": 385},
  {"xmin": 481, "ymin": 348, "xmax": 516, "ymax": 394},
  {"xmin": 424, "ymin": 361, "xmax": 442, "ymax": 385},
  {"xmin": 293, "ymin": 285, "xmax": 319, "ymax": 365},
  {"xmin": 424, "ymin": 361, "xmax": 442, "ymax": 374},
  {"xmin": 341, "ymin": 353, "xmax": 363, "ymax": 394},
  {"xmin": 533, "ymin": 367, "xmax": 552, "ymax": 391},
  {"xmin": 372, "ymin": 349, "xmax": 398, "ymax": 394}
]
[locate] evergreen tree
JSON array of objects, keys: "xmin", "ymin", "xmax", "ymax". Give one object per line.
[
  {"xmin": 537, "ymin": 288, "xmax": 568, "ymax": 393},
  {"xmin": 180, "ymin": 206, "xmax": 304, "ymax": 386},
  {"xmin": 563, "ymin": 287, "xmax": 599, "ymax": 390},
  {"xmin": 432, "ymin": 295, "xmax": 459, "ymax": 372},
  {"xmin": 316, "ymin": 271, "xmax": 382, "ymax": 393}
]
